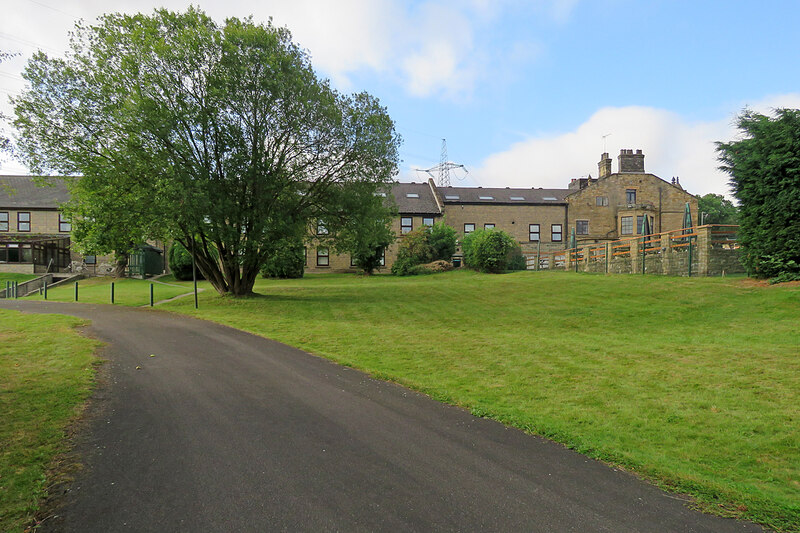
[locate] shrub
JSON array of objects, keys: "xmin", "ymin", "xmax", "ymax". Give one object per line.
[
  {"xmin": 428, "ymin": 222, "xmax": 457, "ymax": 261},
  {"xmin": 391, "ymin": 228, "xmax": 434, "ymax": 276},
  {"xmin": 462, "ymin": 228, "xmax": 517, "ymax": 273},
  {"xmin": 507, "ymin": 244, "xmax": 527, "ymax": 271},
  {"xmin": 168, "ymin": 241, "xmax": 204, "ymax": 281},
  {"xmin": 260, "ymin": 239, "xmax": 305, "ymax": 279}
]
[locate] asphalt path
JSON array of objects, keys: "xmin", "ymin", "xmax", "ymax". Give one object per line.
[{"xmin": 2, "ymin": 300, "xmax": 763, "ymax": 532}]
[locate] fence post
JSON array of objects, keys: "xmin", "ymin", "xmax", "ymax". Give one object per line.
[
  {"xmin": 75, "ymin": 281, "xmax": 79, "ymax": 302},
  {"xmin": 605, "ymin": 243, "xmax": 610, "ymax": 274},
  {"xmin": 688, "ymin": 238, "xmax": 693, "ymax": 277},
  {"xmin": 536, "ymin": 240, "xmax": 541, "ymax": 271},
  {"xmin": 4, "ymin": 281, "xmax": 8, "ymax": 298},
  {"xmin": 150, "ymin": 283, "xmax": 154, "ymax": 307},
  {"xmin": 14, "ymin": 281, "xmax": 18, "ymax": 299},
  {"xmin": 642, "ymin": 236, "xmax": 646, "ymax": 275},
  {"xmin": 111, "ymin": 282, "xmax": 115, "ymax": 304},
  {"xmin": 44, "ymin": 280, "xmax": 48, "ymax": 300}
]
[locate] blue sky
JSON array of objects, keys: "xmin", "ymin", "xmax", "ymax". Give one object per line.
[{"xmin": 2, "ymin": 0, "xmax": 799, "ymax": 198}]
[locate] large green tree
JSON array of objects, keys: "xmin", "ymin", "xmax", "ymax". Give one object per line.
[
  {"xmin": 717, "ymin": 108, "xmax": 800, "ymax": 280},
  {"xmin": 697, "ymin": 193, "xmax": 738, "ymax": 225},
  {"xmin": 13, "ymin": 8, "xmax": 399, "ymax": 295}
]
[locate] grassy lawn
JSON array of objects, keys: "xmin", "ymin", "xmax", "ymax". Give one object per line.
[
  {"xmin": 0, "ymin": 310, "xmax": 101, "ymax": 533},
  {"xmin": 24, "ymin": 276, "xmax": 195, "ymax": 306},
  {"xmin": 0, "ymin": 273, "xmax": 37, "ymax": 287},
  {"xmin": 161, "ymin": 270, "xmax": 799, "ymax": 531}
]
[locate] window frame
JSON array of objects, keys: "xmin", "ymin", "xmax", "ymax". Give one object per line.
[
  {"xmin": 17, "ymin": 212, "xmax": 31, "ymax": 232},
  {"xmin": 422, "ymin": 217, "xmax": 434, "ymax": 226},
  {"xmin": 595, "ymin": 196, "xmax": 608, "ymax": 207},
  {"xmin": 0, "ymin": 212, "xmax": 8, "ymax": 232},
  {"xmin": 316, "ymin": 220, "xmax": 328, "ymax": 236},
  {"xmin": 484, "ymin": 223, "xmax": 495, "ymax": 230},
  {"xmin": 625, "ymin": 189, "xmax": 637, "ymax": 204},
  {"xmin": 551, "ymin": 224, "xmax": 562, "ymax": 242},
  {"xmin": 621, "ymin": 216, "xmax": 634, "ymax": 235},
  {"xmin": 59, "ymin": 212, "xmax": 71, "ymax": 233},
  {"xmin": 401, "ymin": 217, "xmax": 413, "ymax": 234},
  {"xmin": 529, "ymin": 224, "xmax": 540, "ymax": 242},
  {"xmin": 463, "ymin": 223, "xmax": 475, "ymax": 234},
  {"xmin": 316, "ymin": 247, "xmax": 329, "ymax": 267},
  {"xmin": 576, "ymin": 220, "xmax": 589, "ymax": 235}
]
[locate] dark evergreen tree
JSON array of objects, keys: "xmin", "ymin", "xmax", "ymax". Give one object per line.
[{"xmin": 717, "ymin": 109, "xmax": 800, "ymax": 280}]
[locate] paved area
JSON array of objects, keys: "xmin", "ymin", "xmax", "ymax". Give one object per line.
[{"xmin": 2, "ymin": 300, "xmax": 763, "ymax": 532}]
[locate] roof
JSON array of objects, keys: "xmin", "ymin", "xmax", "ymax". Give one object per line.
[
  {"xmin": 389, "ymin": 182, "xmax": 441, "ymax": 214},
  {"xmin": 0, "ymin": 175, "xmax": 71, "ymax": 209},
  {"xmin": 437, "ymin": 186, "xmax": 568, "ymax": 205}
]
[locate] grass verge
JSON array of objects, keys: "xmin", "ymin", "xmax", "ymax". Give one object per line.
[
  {"xmin": 25, "ymin": 276, "xmax": 194, "ymax": 306},
  {"xmin": 161, "ymin": 270, "xmax": 799, "ymax": 531},
  {"xmin": 0, "ymin": 309, "xmax": 102, "ymax": 533}
]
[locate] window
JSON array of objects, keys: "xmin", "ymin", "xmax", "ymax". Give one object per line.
[
  {"xmin": 478, "ymin": 196, "xmax": 494, "ymax": 200},
  {"xmin": 18, "ymin": 212, "xmax": 30, "ymax": 232},
  {"xmin": 510, "ymin": 196, "xmax": 525, "ymax": 201},
  {"xmin": 422, "ymin": 217, "xmax": 434, "ymax": 226},
  {"xmin": 59, "ymin": 213, "xmax": 71, "ymax": 232},
  {"xmin": 316, "ymin": 220, "xmax": 328, "ymax": 235},
  {"xmin": 484, "ymin": 223, "xmax": 495, "ymax": 230},
  {"xmin": 576, "ymin": 220, "xmax": 589, "ymax": 235},
  {"xmin": 0, "ymin": 212, "xmax": 7, "ymax": 232},
  {"xmin": 542, "ymin": 196, "xmax": 558, "ymax": 201},
  {"xmin": 374, "ymin": 192, "xmax": 386, "ymax": 197},
  {"xmin": 84, "ymin": 255, "xmax": 97, "ymax": 265},
  {"xmin": 551, "ymin": 224, "xmax": 562, "ymax": 242},
  {"xmin": 626, "ymin": 189, "xmax": 637, "ymax": 204},
  {"xmin": 401, "ymin": 217, "xmax": 413, "ymax": 234},
  {"xmin": 464, "ymin": 223, "xmax": 475, "ymax": 234},
  {"xmin": 379, "ymin": 248, "xmax": 385, "ymax": 267},
  {"xmin": 406, "ymin": 193, "xmax": 419, "ymax": 198},
  {"xmin": 316, "ymin": 247, "xmax": 329, "ymax": 266},
  {"xmin": 529, "ymin": 224, "xmax": 540, "ymax": 242},
  {"xmin": 444, "ymin": 195, "xmax": 460, "ymax": 200},
  {"xmin": 595, "ymin": 196, "xmax": 608, "ymax": 207},
  {"xmin": 621, "ymin": 216, "xmax": 634, "ymax": 235},
  {"xmin": 637, "ymin": 215, "xmax": 654, "ymax": 235}
]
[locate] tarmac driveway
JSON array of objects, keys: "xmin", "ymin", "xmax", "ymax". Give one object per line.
[{"xmin": 1, "ymin": 300, "xmax": 762, "ymax": 532}]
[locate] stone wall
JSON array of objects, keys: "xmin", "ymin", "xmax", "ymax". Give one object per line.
[{"xmin": 530, "ymin": 226, "xmax": 744, "ymax": 277}]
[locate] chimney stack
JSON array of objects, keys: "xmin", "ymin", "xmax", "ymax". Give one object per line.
[
  {"xmin": 618, "ymin": 149, "xmax": 645, "ymax": 173},
  {"xmin": 598, "ymin": 152, "xmax": 612, "ymax": 178}
]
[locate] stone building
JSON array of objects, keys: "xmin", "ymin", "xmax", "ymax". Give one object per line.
[
  {"xmin": 566, "ymin": 150, "xmax": 698, "ymax": 244},
  {"xmin": 1, "ymin": 148, "xmax": 701, "ymax": 275}
]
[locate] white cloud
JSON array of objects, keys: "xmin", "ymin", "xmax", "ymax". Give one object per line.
[{"xmin": 469, "ymin": 94, "xmax": 800, "ymax": 199}]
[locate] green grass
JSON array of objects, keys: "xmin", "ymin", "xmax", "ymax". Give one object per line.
[
  {"xmin": 0, "ymin": 309, "xmax": 101, "ymax": 533},
  {"xmin": 25, "ymin": 276, "xmax": 195, "ymax": 306},
  {"xmin": 161, "ymin": 270, "xmax": 799, "ymax": 531},
  {"xmin": 0, "ymin": 273, "xmax": 37, "ymax": 287}
]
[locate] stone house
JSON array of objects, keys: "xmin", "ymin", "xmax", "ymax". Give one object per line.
[
  {"xmin": 566, "ymin": 150, "xmax": 698, "ymax": 244},
  {"xmin": 2, "ymin": 148, "xmax": 701, "ymax": 275},
  {"xmin": 0, "ymin": 175, "xmax": 75, "ymax": 273}
]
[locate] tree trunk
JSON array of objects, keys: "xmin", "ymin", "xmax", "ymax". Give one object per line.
[{"xmin": 114, "ymin": 252, "xmax": 128, "ymax": 278}]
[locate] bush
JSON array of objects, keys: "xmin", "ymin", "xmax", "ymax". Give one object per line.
[
  {"xmin": 462, "ymin": 228, "xmax": 517, "ymax": 273},
  {"xmin": 260, "ymin": 239, "xmax": 305, "ymax": 279},
  {"xmin": 428, "ymin": 222, "xmax": 457, "ymax": 261},
  {"xmin": 168, "ymin": 241, "xmax": 204, "ymax": 281},
  {"xmin": 507, "ymin": 244, "xmax": 527, "ymax": 271},
  {"xmin": 391, "ymin": 228, "xmax": 434, "ymax": 275}
]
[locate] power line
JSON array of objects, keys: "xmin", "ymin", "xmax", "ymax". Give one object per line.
[{"xmin": 24, "ymin": 0, "xmax": 82, "ymax": 20}]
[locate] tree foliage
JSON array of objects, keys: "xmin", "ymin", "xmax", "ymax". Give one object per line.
[
  {"xmin": 428, "ymin": 221, "xmax": 457, "ymax": 261},
  {"xmin": 168, "ymin": 241, "xmax": 205, "ymax": 281},
  {"xmin": 717, "ymin": 108, "xmax": 800, "ymax": 280},
  {"xmin": 13, "ymin": 8, "xmax": 399, "ymax": 295},
  {"xmin": 330, "ymin": 186, "xmax": 395, "ymax": 274},
  {"xmin": 391, "ymin": 227, "xmax": 433, "ymax": 276},
  {"xmin": 697, "ymin": 193, "xmax": 739, "ymax": 225},
  {"xmin": 260, "ymin": 237, "xmax": 305, "ymax": 279}
]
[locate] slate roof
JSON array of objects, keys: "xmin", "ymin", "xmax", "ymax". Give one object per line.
[
  {"xmin": 0, "ymin": 175, "xmax": 71, "ymax": 209},
  {"xmin": 437, "ymin": 186, "xmax": 568, "ymax": 204},
  {"xmin": 388, "ymin": 182, "xmax": 441, "ymax": 214}
]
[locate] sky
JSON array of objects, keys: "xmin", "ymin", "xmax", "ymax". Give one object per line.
[{"xmin": 2, "ymin": 0, "xmax": 800, "ymax": 199}]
